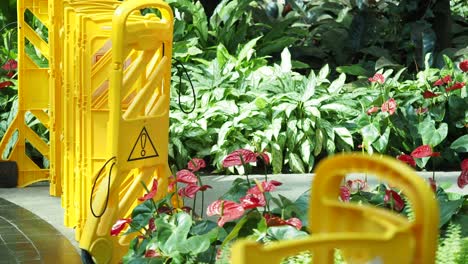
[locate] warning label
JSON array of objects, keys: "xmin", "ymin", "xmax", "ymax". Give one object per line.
[{"xmin": 128, "ymin": 127, "xmax": 159, "ymax": 161}]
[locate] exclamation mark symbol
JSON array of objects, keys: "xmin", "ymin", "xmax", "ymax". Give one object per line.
[{"xmin": 140, "ymin": 132, "xmax": 147, "ymax": 157}]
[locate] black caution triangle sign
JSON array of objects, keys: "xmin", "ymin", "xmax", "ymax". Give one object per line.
[{"xmin": 128, "ymin": 127, "xmax": 159, "ymax": 162}]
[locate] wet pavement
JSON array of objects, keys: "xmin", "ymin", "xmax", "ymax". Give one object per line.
[{"xmin": 0, "ymin": 198, "xmax": 81, "ymax": 264}]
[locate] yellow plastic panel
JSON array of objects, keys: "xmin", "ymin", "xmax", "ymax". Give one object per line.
[
  {"xmin": 79, "ymin": 1, "xmax": 174, "ymax": 263},
  {"xmin": 0, "ymin": 0, "xmax": 52, "ymax": 191},
  {"xmin": 232, "ymin": 153, "xmax": 439, "ymax": 264}
]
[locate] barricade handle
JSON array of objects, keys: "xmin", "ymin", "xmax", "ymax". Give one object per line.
[
  {"xmin": 310, "ymin": 153, "xmax": 439, "ymax": 263},
  {"xmin": 109, "ymin": 0, "xmax": 173, "ymax": 153}
]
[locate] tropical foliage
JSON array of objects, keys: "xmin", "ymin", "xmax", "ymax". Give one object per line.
[
  {"xmin": 115, "ymin": 152, "xmax": 467, "ymax": 264},
  {"xmin": 166, "ymin": 0, "xmax": 468, "ymax": 173}
]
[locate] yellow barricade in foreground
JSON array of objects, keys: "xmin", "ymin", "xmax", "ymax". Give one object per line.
[{"xmin": 232, "ymin": 153, "xmax": 439, "ymax": 264}]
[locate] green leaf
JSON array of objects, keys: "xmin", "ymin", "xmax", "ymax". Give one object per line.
[
  {"xmin": 375, "ymin": 56, "xmax": 400, "ymax": 70},
  {"xmin": 334, "ymin": 127, "xmax": 353, "ymax": 148},
  {"xmin": 280, "ymin": 48, "xmax": 292, "ymax": 73},
  {"xmin": 318, "ymin": 64, "xmax": 330, "ymax": 82},
  {"xmin": 321, "ymin": 103, "xmax": 359, "ymax": 116},
  {"xmin": 237, "ymin": 36, "xmax": 262, "ymax": 64},
  {"xmin": 303, "ymin": 71, "xmax": 316, "ymax": 101},
  {"xmin": 337, "ymin": 64, "xmax": 369, "ymax": 76},
  {"xmin": 292, "ymin": 190, "xmax": 310, "ymax": 226},
  {"xmin": 314, "ymin": 129, "xmax": 324, "ymax": 156},
  {"xmin": 217, "ymin": 44, "xmax": 231, "ymax": 68},
  {"xmin": 170, "ymin": 213, "xmax": 193, "ymax": 251},
  {"xmin": 439, "ymin": 199, "xmax": 464, "ymax": 228},
  {"xmin": 361, "ymin": 124, "xmax": 379, "ymax": 145},
  {"xmin": 372, "ymin": 126, "xmax": 390, "ymax": 153},
  {"xmin": 182, "ymin": 235, "xmax": 211, "ymax": 254},
  {"xmin": 190, "ymin": 220, "xmax": 218, "ymax": 237},
  {"xmin": 220, "ymin": 178, "xmax": 250, "ymax": 202},
  {"xmin": 271, "ymin": 142, "xmax": 283, "ymax": 174},
  {"xmin": 300, "ymin": 139, "xmax": 311, "ymax": 165},
  {"xmin": 266, "ymin": 226, "xmax": 308, "ymax": 241},
  {"xmin": 130, "ymin": 200, "xmax": 154, "ymax": 231},
  {"xmin": 221, "ymin": 212, "xmax": 251, "ymax": 246},
  {"xmin": 217, "ymin": 121, "xmax": 233, "ymax": 147},
  {"xmin": 450, "ymin": 135, "xmax": 468, "ymax": 153},
  {"xmin": 328, "ymin": 73, "xmax": 346, "ymax": 94},
  {"xmin": 289, "ymin": 153, "xmax": 305, "ymax": 173},
  {"xmin": 419, "ymin": 117, "xmax": 448, "ymax": 148},
  {"xmin": 254, "ymin": 97, "xmax": 268, "ymax": 109}
]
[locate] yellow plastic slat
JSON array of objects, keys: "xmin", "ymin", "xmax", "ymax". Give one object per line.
[{"xmin": 232, "ymin": 153, "xmax": 439, "ymax": 264}]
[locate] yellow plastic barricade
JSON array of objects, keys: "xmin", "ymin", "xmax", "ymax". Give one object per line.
[
  {"xmin": 232, "ymin": 153, "xmax": 439, "ymax": 264},
  {"xmin": 0, "ymin": 0, "xmax": 60, "ymax": 194},
  {"xmin": 61, "ymin": 0, "xmax": 127, "ymax": 233},
  {"xmin": 79, "ymin": 0, "xmax": 173, "ymax": 263},
  {"xmin": 61, "ymin": 0, "xmax": 138, "ymax": 232}
]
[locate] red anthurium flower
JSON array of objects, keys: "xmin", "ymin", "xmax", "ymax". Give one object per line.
[
  {"xmin": 462, "ymin": 159, "xmax": 468, "ymax": 171},
  {"xmin": 2, "ymin": 59, "xmax": 17, "ymax": 71},
  {"xmin": 459, "ymin": 60, "xmax": 468, "ymax": 72},
  {"xmin": 339, "ymin": 186, "xmax": 350, "ymax": 202},
  {"xmin": 428, "ymin": 178, "xmax": 437, "ymax": 193},
  {"xmin": 222, "ymin": 149, "xmax": 257, "ymax": 167},
  {"xmin": 285, "ymin": 217, "xmax": 303, "ymax": 230},
  {"xmin": 423, "ymin": 90, "xmax": 439, "ymax": 99},
  {"xmin": 433, "ymin": 79, "xmax": 444, "ymax": 86},
  {"xmin": 167, "ymin": 176, "xmax": 176, "ymax": 193},
  {"xmin": 157, "ymin": 205, "xmax": 172, "ymax": 215},
  {"xmin": 411, "ymin": 145, "xmax": 440, "ymax": 158},
  {"xmin": 138, "ymin": 178, "xmax": 158, "ymax": 202},
  {"xmin": 263, "ymin": 214, "xmax": 302, "ymax": 230},
  {"xmin": 247, "ymin": 180, "xmax": 282, "ymax": 195},
  {"xmin": 148, "ymin": 218, "xmax": 156, "ymax": 232},
  {"xmin": 368, "ymin": 73, "xmax": 385, "ymax": 84},
  {"xmin": 384, "ymin": 190, "xmax": 405, "ymax": 211},
  {"xmin": 240, "ymin": 193, "xmax": 266, "ymax": 209},
  {"xmin": 381, "ymin": 98, "xmax": 397, "ymax": 115},
  {"xmin": 187, "ymin": 158, "xmax": 206, "ymax": 172},
  {"xmin": 445, "ymin": 82, "xmax": 465, "ymax": 92},
  {"xmin": 199, "ymin": 185, "xmax": 212, "ymax": 191},
  {"xmin": 176, "ymin": 169, "xmax": 198, "ymax": 184},
  {"xmin": 178, "ymin": 184, "xmax": 212, "ymax": 199},
  {"xmin": 442, "ymin": 75, "xmax": 452, "ymax": 84},
  {"xmin": 144, "ymin": 249, "xmax": 161, "ymax": 258},
  {"xmin": 433, "ymin": 75, "xmax": 452, "ymax": 86},
  {"xmin": 346, "ymin": 179, "xmax": 368, "ymax": 192},
  {"xmin": 366, "ymin": 106, "xmax": 379, "ymax": 115},
  {"xmin": 264, "ymin": 213, "xmax": 287, "ymax": 226},
  {"xmin": 207, "ymin": 200, "xmax": 245, "ymax": 227},
  {"xmin": 0, "ymin": 81, "xmax": 14, "ymax": 89},
  {"xmin": 457, "ymin": 159, "xmax": 468, "ymax": 189},
  {"xmin": 397, "ymin": 154, "xmax": 416, "ymax": 167},
  {"xmin": 257, "ymin": 151, "xmax": 270, "ymax": 165},
  {"xmin": 110, "ymin": 218, "xmax": 132, "ymax": 236}
]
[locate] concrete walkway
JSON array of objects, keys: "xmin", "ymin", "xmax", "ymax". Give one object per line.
[{"xmin": 0, "ymin": 171, "xmax": 465, "ymax": 258}]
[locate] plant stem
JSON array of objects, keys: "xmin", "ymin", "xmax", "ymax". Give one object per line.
[
  {"xmin": 197, "ymin": 174, "xmax": 205, "ymax": 217},
  {"xmin": 141, "ymin": 180, "xmax": 158, "ymax": 210},
  {"xmin": 129, "ymin": 223, "xmax": 147, "ymax": 237},
  {"xmin": 192, "ymin": 193, "xmax": 197, "ymax": 218},
  {"xmin": 263, "ymin": 191, "xmax": 270, "ymax": 212}
]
